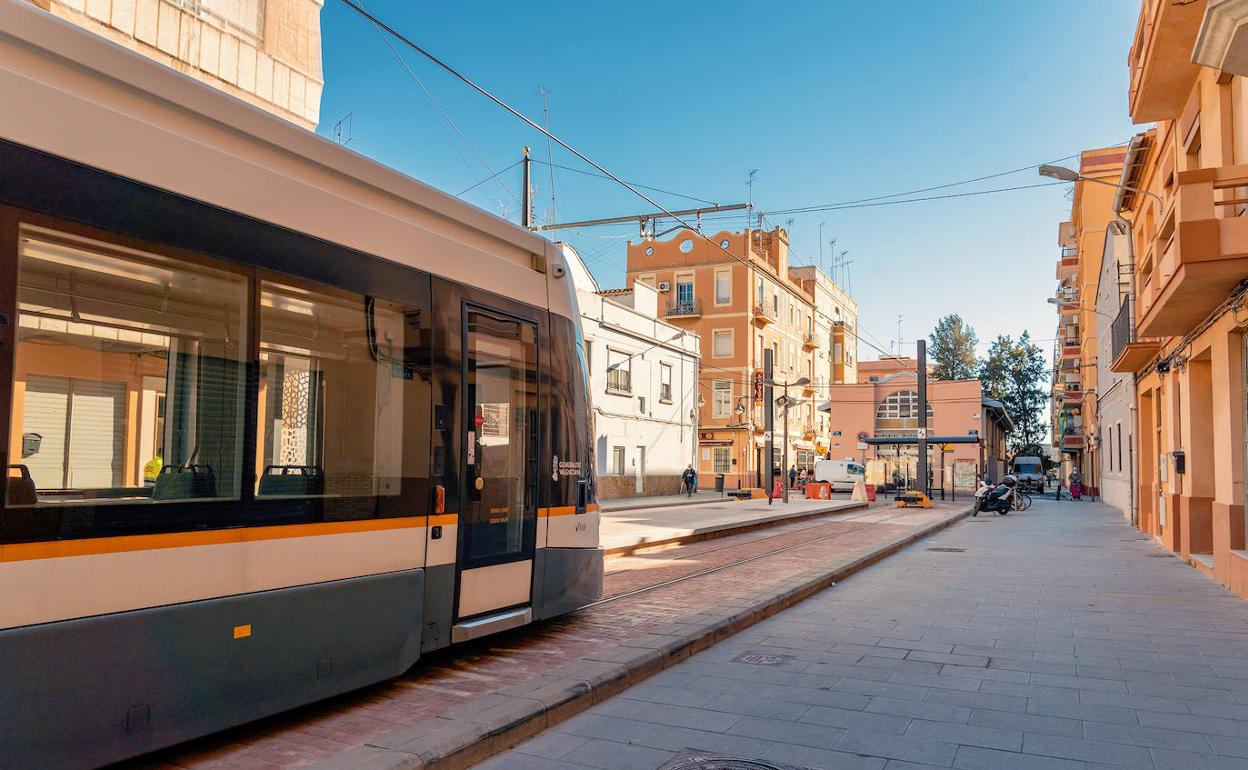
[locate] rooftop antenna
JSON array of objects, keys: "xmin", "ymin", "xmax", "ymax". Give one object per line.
[
  {"xmin": 333, "ymin": 112, "xmax": 354, "ymax": 146},
  {"xmin": 538, "ymin": 85, "xmax": 557, "ymax": 234},
  {"xmin": 896, "ymin": 314, "xmax": 904, "ymax": 356},
  {"xmin": 745, "ymin": 169, "xmax": 758, "ymax": 231}
]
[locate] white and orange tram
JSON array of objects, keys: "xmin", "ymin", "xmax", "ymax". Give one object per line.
[{"xmin": 0, "ymin": 4, "xmax": 601, "ymax": 767}]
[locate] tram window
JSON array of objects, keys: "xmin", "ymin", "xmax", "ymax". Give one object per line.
[
  {"xmin": 256, "ymin": 280, "xmax": 406, "ymax": 501},
  {"xmin": 7, "ymin": 227, "xmax": 247, "ymax": 506}
]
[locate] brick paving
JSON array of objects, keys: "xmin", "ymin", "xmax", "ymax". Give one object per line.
[
  {"xmin": 486, "ymin": 497, "xmax": 1248, "ymax": 770},
  {"xmin": 123, "ymin": 501, "xmax": 953, "ymax": 769}
]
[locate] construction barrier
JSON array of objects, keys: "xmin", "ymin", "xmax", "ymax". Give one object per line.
[
  {"xmin": 850, "ymin": 478, "xmax": 867, "ymax": 502},
  {"xmin": 805, "ymin": 482, "xmax": 832, "ymax": 500},
  {"xmin": 865, "ymin": 483, "xmax": 877, "ymax": 502}
]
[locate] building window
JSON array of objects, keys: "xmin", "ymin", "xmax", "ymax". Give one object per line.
[
  {"xmin": 675, "ymin": 273, "xmax": 694, "ymax": 307},
  {"xmin": 660, "ymin": 363, "xmax": 673, "ymax": 403},
  {"xmin": 714, "ymin": 447, "xmax": 731, "ymax": 473},
  {"xmin": 713, "ymin": 380, "xmax": 732, "ymax": 417},
  {"xmin": 756, "ymin": 276, "xmax": 764, "ymax": 306},
  {"xmin": 713, "ymin": 329, "xmax": 733, "ymax": 358},
  {"xmin": 756, "ymin": 335, "xmax": 764, "ymax": 366},
  {"xmin": 639, "ymin": 396, "xmax": 646, "ymax": 414},
  {"xmin": 611, "ymin": 446, "xmax": 625, "ymax": 475},
  {"xmin": 1116, "ymin": 423, "xmax": 1123, "ymax": 472},
  {"xmin": 715, "ymin": 269, "xmax": 732, "ymax": 305},
  {"xmin": 874, "ymin": 390, "xmax": 933, "ymax": 436},
  {"xmin": 9, "ymin": 227, "xmax": 247, "ymax": 506},
  {"xmin": 606, "ymin": 349, "xmax": 631, "ymax": 393}
]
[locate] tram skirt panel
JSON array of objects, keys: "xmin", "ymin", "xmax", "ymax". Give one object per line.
[
  {"xmin": 0, "ymin": 568, "xmax": 425, "ymax": 770},
  {"xmin": 534, "ymin": 547, "xmax": 604, "ymax": 620}
]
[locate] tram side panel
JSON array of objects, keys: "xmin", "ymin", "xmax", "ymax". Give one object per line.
[
  {"xmin": 0, "ymin": 147, "xmax": 438, "ymax": 769},
  {"xmin": 533, "ymin": 262, "xmax": 602, "ymax": 621}
]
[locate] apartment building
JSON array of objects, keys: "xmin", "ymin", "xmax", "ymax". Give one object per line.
[
  {"xmin": 1094, "ymin": 0, "xmax": 1248, "ymax": 598},
  {"xmin": 1050, "ymin": 148, "xmax": 1127, "ymax": 498},
  {"xmin": 563, "ymin": 245, "xmax": 700, "ymax": 499},
  {"xmin": 624, "ymin": 227, "xmax": 858, "ymax": 489},
  {"xmin": 24, "ymin": 0, "xmax": 322, "ymax": 129}
]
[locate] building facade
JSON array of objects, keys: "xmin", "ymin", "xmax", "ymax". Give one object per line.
[
  {"xmin": 624, "ymin": 227, "xmax": 858, "ymax": 489},
  {"xmin": 564, "ymin": 245, "xmax": 701, "ymax": 499},
  {"xmin": 1050, "ymin": 147, "xmax": 1127, "ymax": 497},
  {"xmin": 1075, "ymin": 0, "xmax": 1248, "ymax": 599},
  {"xmin": 1094, "ymin": 196, "xmax": 1138, "ymax": 518},
  {"xmin": 24, "ymin": 0, "xmax": 322, "ymax": 129},
  {"xmin": 822, "ymin": 372, "xmax": 1012, "ymax": 493}
]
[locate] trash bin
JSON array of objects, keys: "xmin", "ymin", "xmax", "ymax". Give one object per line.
[
  {"xmin": 865, "ymin": 483, "xmax": 877, "ymax": 502},
  {"xmin": 715, "ymin": 474, "xmax": 725, "ymax": 495}
]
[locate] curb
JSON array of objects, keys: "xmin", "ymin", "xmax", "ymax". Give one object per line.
[
  {"xmin": 315, "ymin": 507, "xmax": 971, "ymax": 770},
  {"xmin": 603, "ymin": 501, "xmax": 869, "ymax": 556}
]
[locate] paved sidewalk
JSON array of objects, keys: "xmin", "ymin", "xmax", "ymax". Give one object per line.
[
  {"xmin": 486, "ymin": 498, "xmax": 1248, "ymax": 769},
  {"xmin": 602, "ymin": 496, "xmax": 865, "ymax": 553},
  {"xmin": 599, "ymin": 491, "xmax": 724, "ymax": 512}
]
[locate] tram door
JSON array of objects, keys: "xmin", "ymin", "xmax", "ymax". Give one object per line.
[{"xmin": 455, "ymin": 308, "xmax": 539, "ymax": 625}]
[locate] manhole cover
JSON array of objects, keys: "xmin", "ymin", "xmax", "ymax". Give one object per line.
[
  {"xmin": 732, "ymin": 652, "xmax": 793, "ymax": 666},
  {"xmin": 926, "ymin": 547, "xmax": 966, "ymax": 553},
  {"xmin": 661, "ymin": 754, "xmax": 808, "ymax": 770}
]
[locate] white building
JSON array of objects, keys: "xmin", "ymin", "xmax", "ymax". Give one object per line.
[
  {"xmin": 563, "ymin": 245, "xmax": 701, "ymax": 498},
  {"xmin": 1095, "ymin": 220, "xmax": 1136, "ymax": 521}
]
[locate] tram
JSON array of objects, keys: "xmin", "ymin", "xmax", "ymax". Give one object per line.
[{"xmin": 0, "ymin": 4, "xmax": 600, "ymax": 768}]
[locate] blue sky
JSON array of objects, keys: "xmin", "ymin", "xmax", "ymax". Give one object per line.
[{"xmin": 317, "ymin": 0, "xmax": 1141, "ymax": 361}]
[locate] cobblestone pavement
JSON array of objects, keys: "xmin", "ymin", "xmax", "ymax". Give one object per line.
[
  {"xmin": 126, "ymin": 501, "xmax": 953, "ymax": 768},
  {"xmin": 484, "ymin": 498, "xmax": 1248, "ymax": 770}
]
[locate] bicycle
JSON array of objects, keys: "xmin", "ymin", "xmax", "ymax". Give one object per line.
[{"xmin": 1012, "ymin": 489, "xmax": 1031, "ymax": 511}]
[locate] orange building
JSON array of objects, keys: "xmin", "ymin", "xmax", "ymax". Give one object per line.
[
  {"xmin": 1050, "ymin": 148, "xmax": 1127, "ymax": 496},
  {"xmin": 624, "ymin": 227, "xmax": 858, "ymax": 489},
  {"xmin": 1100, "ymin": 0, "xmax": 1248, "ymax": 597},
  {"xmin": 823, "ymin": 373, "xmax": 1012, "ymax": 492}
]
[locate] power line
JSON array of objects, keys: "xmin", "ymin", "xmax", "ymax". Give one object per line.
[
  {"xmin": 457, "ymin": 159, "xmax": 521, "ymax": 196},
  {"xmin": 530, "ymin": 160, "xmax": 718, "ymax": 206}
]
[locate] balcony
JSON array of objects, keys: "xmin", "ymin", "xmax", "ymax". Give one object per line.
[
  {"xmin": 1194, "ymin": 1, "xmax": 1248, "ymax": 77},
  {"xmin": 1062, "ymin": 431, "xmax": 1085, "ymax": 451},
  {"xmin": 1110, "ymin": 297, "xmax": 1163, "ymax": 373},
  {"xmin": 753, "ymin": 303, "xmax": 777, "ymax": 325},
  {"xmin": 665, "ymin": 299, "xmax": 702, "ymax": 318},
  {"xmin": 1061, "ymin": 386, "xmax": 1083, "ymax": 403},
  {"xmin": 802, "ymin": 332, "xmax": 817, "ymax": 350},
  {"xmin": 1128, "ymin": 0, "xmax": 1206, "ymax": 122},
  {"xmin": 1137, "ymin": 164, "xmax": 1248, "ymax": 337},
  {"xmin": 1056, "ymin": 251, "xmax": 1078, "ymax": 280}
]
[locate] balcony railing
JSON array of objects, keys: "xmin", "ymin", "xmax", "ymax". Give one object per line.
[
  {"xmin": 1110, "ymin": 298, "xmax": 1132, "ymax": 364},
  {"xmin": 1060, "ymin": 246, "xmax": 1078, "ymax": 258},
  {"xmin": 665, "ymin": 299, "xmax": 702, "ymax": 318},
  {"xmin": 802, "ymin": 332, "xmax": 817, "ymax": 350},
  {"xmin": 753, "ymin": 303, "xmax": 778, "ymax": 324}
]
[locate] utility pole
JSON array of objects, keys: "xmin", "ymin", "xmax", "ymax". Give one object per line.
[
  {"xmin": 764, "ymin": 348, "xmax": 775, "ymax": 494},
  {"xmin": 917, "ymin": 339, "xmax": 928, "ymax": 498},
  {"xmin": 521, "ymin": 146, "xmax": 532, "ymax": 229},
  {"xmin": 781, "ymin": 389, "xmax": 791, "ymax": 503}
]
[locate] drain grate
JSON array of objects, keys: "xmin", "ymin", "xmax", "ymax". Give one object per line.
[
  {"xmin": 661, "ymin": 754, "xmax": 808, "ymax": 770},
  {"xmin": 926, "ymin": 547, "xmax": 967, "ymax": 553},
  {"xmin": 732, "ymin": 652, "xmax": 794, "ymax": 667}
]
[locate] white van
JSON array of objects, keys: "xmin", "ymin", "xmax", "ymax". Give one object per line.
[
  {"xmin": 812, "ymin": 459, "xmax": 867, "ymax": 491},
  {"xmin": 1011, "ymin": 456, "xmax": 1046, "ymax": 491}
]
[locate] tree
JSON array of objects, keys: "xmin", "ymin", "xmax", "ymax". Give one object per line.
[
  {"xmin": 928, "ymin": 314, "xmax": 979, "ymax": 380},
  {"xmin": 980, "ymin": 331, "xmax": 1049, "ymax": 456}
]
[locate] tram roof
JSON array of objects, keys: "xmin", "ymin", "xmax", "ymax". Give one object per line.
[{"xmin": 0, "ymin": 2, "xmax": 563, "ymax": 310}]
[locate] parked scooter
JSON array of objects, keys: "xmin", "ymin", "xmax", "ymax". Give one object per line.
[{"xmin": 972, "ymin": 474, "xmax": 1018, "ymax": 516}]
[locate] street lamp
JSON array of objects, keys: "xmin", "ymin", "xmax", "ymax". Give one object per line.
[
  {"xmin": 1046, "ymin": 296, "xmax": 1113, "ymax": 318},
  {"xmin": 764, "ymin": 375, "xmax": 810, "ymax": 503},
  {"xmin": 1039, "ymin": 164, "xmax": 1163, "ymax": 206}
]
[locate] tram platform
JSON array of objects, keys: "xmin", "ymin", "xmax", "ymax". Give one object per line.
[{"xmin": 602, "ymin": 496, "xmax": 867, "ymax": 555}]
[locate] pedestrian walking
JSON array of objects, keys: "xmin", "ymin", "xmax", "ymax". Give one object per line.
[
  {"xmin": 681, "ymin": 464, "xmax": 695, "ymax": 497},
  {"xmin": 1069, "ymin": 468, "xmax": 1082, "ymax": 501},
  {"xmin": 788, "ymin": 465, "xmax": 797, "ymax": 491}
]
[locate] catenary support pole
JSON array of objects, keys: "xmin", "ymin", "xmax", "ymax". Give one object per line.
[
  {"xmin": 764, "ymin": 348, "xmax": 774, "ymax": 495},
  {"xmin": 917, "ymin": 339, "xmax": 928, "ymax": 498}
]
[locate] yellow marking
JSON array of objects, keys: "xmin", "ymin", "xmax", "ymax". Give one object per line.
[
  {"xmin": 1, "ymin": 515, "xmax": 432, "ymax": 563},
  {"xmin": 233, "ymin": 624, "xmax": 252, "ymax": 639},
  {"xmin": 539, "ymin": 506, "xmax": 581, "ymax": 517}
]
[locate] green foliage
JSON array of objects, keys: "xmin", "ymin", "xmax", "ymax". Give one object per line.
[
  {"xmin": 979, "ymin": 331, "xmax": 1049, "ymax": 454},
  {"xmin": 928, "ymin": 314, "xmax": 979, "ymax": 380}
]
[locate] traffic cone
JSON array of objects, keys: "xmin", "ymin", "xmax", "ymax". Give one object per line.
[{"xmin": 851, "ymin": 478, "xmax": 867, "ymax": 502}]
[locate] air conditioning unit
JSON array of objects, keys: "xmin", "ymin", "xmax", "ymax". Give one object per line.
[{"xmin": 657, "ymin": 281, "xmax": 672, "ymax": 292}]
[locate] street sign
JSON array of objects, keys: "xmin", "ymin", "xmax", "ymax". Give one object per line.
[
  {"xmin": 753, "ymin": 371, "xmax": 764, "ymax": 401},
  {"xmin": 942, "ymin": 443, "xmax": 953, "ymax": 452},
  {"xmin": 857, "ymin": 431, "xmax": 869, "ymax": 441},
  {"xmin": 856, "ymin": 442, "xmax": 869, "ymax": 450},
  {"xmin": 763, "ymin": 431, "xmax": 773, "ymax": 441},
  {"xmin": 916, "ymin": 428, "xmax": 928, "ymax": 439}
]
